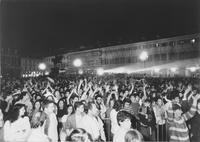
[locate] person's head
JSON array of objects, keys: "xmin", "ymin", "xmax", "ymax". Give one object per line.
[
  {"xmin": 66, "ymin": 104, "xmax": 74, "ymax": 115},
  {"xmin": 43, "ymin": 100, "xmax": 55, "ymax": 115},
  {"xmin": 35, "ymin": 94, "xmax": 42, "ymax": 101},
  {"xmin": 113, "ymin": 100, "xmax": 123, "ymax": 111},
  {"xmin": 156, "ymin": 98, "xmax": 163, "ymax": 106},
  {"xmin": 117, "ymin": 111, "xmax": 132, "ymax": 130},
  {"xmin": 95, "ymin": 94, "xmax": 102, "ymax": 105},
  {"xmin": 30, "ymin": 111, "xmax": 47, "ymax": 128},
  {"xmin": 74, "ymin": 101, "xmax": 84, "ymax": 114},
  {"xmin": 68, "ymin": 128, "xmax": 93, "ymax": 142},
  {"xmin": 46, "ymin": 95, "xmax": 54, "ymax": 102},
  {"xmin": 57, "ymin": 99, "xmax": 66, "ymax": 110},
  {"xmin": 171, "ymin": 90, "xmax": 180, "ymax": 104},
  {"xmin": 135, "ymin": 95, "xmax": 140, "ymax": 102},
  {"xmin": 9, "ymin": 103, "xmax": 26, "ymax": 122},
  {"xmin": 33, "ymin": 100, "xmax": 42, "ymax": 111},
  {"xmin": 71, "ymin": 95, "xmax": 79, "ymax": 106},
  {"xmin": 172, "ymin": 104, "xmax": 182, "ymax": 119},
  {"xmin": 125, "ymin": 129, "xmax": 144, "ymax": 142},
  {"xmin": 124, "ymin": 90, "xmax": 129, "ymax": 96},
  {"xmin": 144, "ymin": 99, "xmax": 151, "ymax": 107},
  {"xmin": 109, "ymin": 99, "xmax": 115, "ymax": 108},
  {"xmin": 123, "ymin": 99, "xmax": 131, "ymax": 109},
  {"xmin": 87, "ymin": 102, "xmax": 99, "ymax": 116},
  {"xmin": 130, "ymin": 94, "xmax": 136, "ymax": 103}
]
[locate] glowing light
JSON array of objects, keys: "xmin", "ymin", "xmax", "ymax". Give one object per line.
[
  {"xmin": 139, "ymin": 51, "xmax": 148, "ymax": 61},
  {"xmin": 187, "ymin": 67, "xmax": 197, "ymax": 72},
  {"xmin": 73, "ymin": 58, "xmax": 82, "ymax": 67},
  {"xmin": 154, "ymin": 68, "xmax": 160, "ymax": 73},
  {"xmin": 97, "ymin": 68, "xmax": 104, "ymax": 76},
  {"xmin": 170, "ymin": 67, "xmax": 177, "ymax": 73},
  {"xmin": 38, "ymin": 63, "xmax": 46, "ymax": 70},
  {"xmin": 191, "ymin": 39, "xmax": 195, "ymax": 43},
  {"xmin": 45, "ymin": 71, "xmax": 50, "ymax": 75},
  {"xmin": 78, "ymin": 69, "xmax": 83, "ymax": 75}
]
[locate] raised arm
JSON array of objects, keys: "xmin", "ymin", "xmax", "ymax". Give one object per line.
[{"xmin": 183, "ymin": 94, "xmax": 200, "ymax": 121}]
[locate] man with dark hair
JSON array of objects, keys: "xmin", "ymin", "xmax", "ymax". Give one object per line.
[
  {"xmin": 63, "ymin": 101, "xmax": 85, "ymax": 138},
  {"xmin": 167, "ymin": 94, "xmax": 200, "ymax": 142},
  {"xmin": 79, "ymin": 101, "xmax": 106, "ymax": 141},
  {"xmin": 43, "ymin": 100, "xmax": 58, "ymax": 142},
  {"xmin": 113, "ymin": 110, "xmax": 132, "ymax": 142}
]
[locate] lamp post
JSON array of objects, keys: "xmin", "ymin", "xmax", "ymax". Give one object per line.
[
  {"xmin": 73, "ymin": 58, "xmax": 82, "ymax": 74},
  {"xmin": 139, "ymin": 51, "xmax": 148, "ymax": 68},
  {"xmin": 38, "ymin": 63, "xmax": 47, "ymax": 76}
]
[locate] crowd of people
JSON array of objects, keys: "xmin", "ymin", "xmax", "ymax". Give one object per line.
[{"xmin": 0, "ymin": 74, "xmax": 200, "ymax": 142}]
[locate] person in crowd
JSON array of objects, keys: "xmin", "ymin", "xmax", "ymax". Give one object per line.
[
  {"xmin": 60, "ymin": 104, "xmax": 74, "ymax": 141},
  {"xmin": 122, "ymin": 98, "xmax": 132, "ymax": 114},
  {"xmin": 14, "ymin": 91, "xmax": 33, "ymax": 117},
  {"xmin": 190, "ymin": 98, "xmax": 200, "ymax": 141},
  {"xmin": 57, "ymin": 98, "xmax": 67, "ymax": 135},
  {"xmin": 31, "ymin": 100, "xmax": 42, "ymax": 118},
  {"xmin": 27, "ymin": 111, "xmax": 49, "ymax": 142},
  {"xmin": 138, "ymin": 99, "xmax": 156, "ymax": 141},
  {"xmin": 125, "ymin": 129, "xmax": 144, "ymax": 142},
  {"xmin": 61, "ymin": 104, "xmax": 74, "ymax": 126},
  {"xmin": 67, "ymin": 128, "xmax": 93, "ymax": 142},
  {"xmin": 110, "ymin": 100, "xmax": 123, "ymax": 135},
  {"xmin": 43, "ymin": 100, "xmax": 58, "ymax": 142},
  {"xmin": 153, "ymin": 97, "xmax": 167, "ymax": 141},
  {"xmin": 79, "ymin": 101, "xmax": 106, "ymax": 141},
  {"xmin": 3, "ymin": 103, "xmax": 31, "ymax": 142},
  {"xmin": 129, "ymin": 94, "xmax": 140, "ymax": 118},
  {"xmin": 0, "ymin": 106, "xmax": 4, "ymax": 141},
  {"xmin": 63, "ymin": 101, "xmax": 85, "ymax": 137},
  {"xmin": 95, "ymin": 94, "xmax": 107, "ymax": 119},
  {"xmin": 113, "ymin": 110, "xmax": 132, "ymax": 142},
  {"xmin": 167, "ymin": 93, "xmax": 200, "ymax": 142}
]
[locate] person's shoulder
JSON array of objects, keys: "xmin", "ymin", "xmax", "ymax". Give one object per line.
[
  {"xmin": 23, "ymin": 116, "xmax": 30, "ymax": 122},
  {"xmin": 67, "ymin": 113, "xmax": 75, "ymax": 120}
]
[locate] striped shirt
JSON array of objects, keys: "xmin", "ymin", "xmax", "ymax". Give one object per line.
[{"xmin": 167, "ymin": 104, "xmax": 196, "ymax": 142}]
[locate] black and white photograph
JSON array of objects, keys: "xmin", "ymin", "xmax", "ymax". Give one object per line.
[{"xmin": 0, "ymin": 0, "xmax": 200, "ymax": 141}]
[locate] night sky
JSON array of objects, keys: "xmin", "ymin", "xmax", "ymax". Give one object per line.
[{"xmin": 1, "ymin": 0, "xmax": 200, "ymax": 57}]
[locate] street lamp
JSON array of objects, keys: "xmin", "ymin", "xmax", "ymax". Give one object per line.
[
  {"xmin": 73, "ymin": 58, "xmax": 82, "ymax": 67},
  {"xmin": 97, "ymin": 68, "xmax": 104, "ymax": 76},
  {"xmin": 38, "ymin": 63, "xmax": 47, "ymax": 76},
  {"xmin": 139, "ymin": 51, "xmax": 148, "ymax": 61},
  {"xmin": 139, "ymin": 51, "xmax": 148, "ymax": 71},
  {"xmin": 38, "ymin": 63, "xmax": 46, "ymax": 71}
]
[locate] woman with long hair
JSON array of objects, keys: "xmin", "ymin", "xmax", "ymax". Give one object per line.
[
  {"xmin": 27, "ymin": 111, "xmax": 49, "ymax": 142},
  {"xmin": 60, "ymin": 104, "xmax": 74, "ymax": 141},
  {"xmin": 31, "ymin": 100, "xmax": 42, "ymax": 118},
  {"xmin": 3, "ymin": 103, "xmax": 31, "ymax": 142}
]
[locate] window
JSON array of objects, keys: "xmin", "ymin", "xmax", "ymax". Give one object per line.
[{"xmin": 169, "ymin": 41, "xmax": 175, "ymax": 47}]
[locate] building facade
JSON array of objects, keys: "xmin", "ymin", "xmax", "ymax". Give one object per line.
[
  {"xmin": 43, "ymin": 49, "xmax": 102, "ymax": 74},
  {"xmin": 101, "ymin": 33, "xmax": 200, "ymax": 77},
  {"xmin": 21, "ymin": 58, "xmax": 43, "ymax": 77},
  {"xmin": 42, "ymin": 33, "xmax": 200, "ymax": 77},
  {"xmin": 1, "ymin": 47, "xmax": 21, "ymax": 78}
]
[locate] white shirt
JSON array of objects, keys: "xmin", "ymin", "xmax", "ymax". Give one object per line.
[
  {"xmin": 75, "ymin": 113, "xmax": 83, "ymax": 128},
  {"xmin": 61, "ymin": 114, "xmax": 69, "ymax": 123},
  {"xmin": 79, "ymin": 115, "xmax": 105, "ymax": 141},
  {"xmin": 113, "ymin": 127, "xmax": 129, "ymax": 142},
  {"xmin": 4, "ymin": 116, "xmax": 31, "ymax": 142},
  {"xmin": 27, "ymin": 128, "xmax": 49, "ymax": 142},
  {"xmin": 47, "ymin": 113, "xmax": 58, "ymax": 142},
  {"xmin": 110, "ymin": 109, "xmax": 120, "ymax": 134}
]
